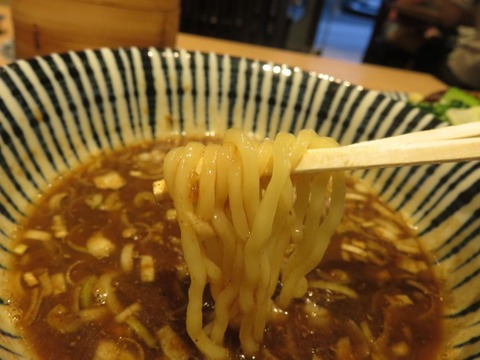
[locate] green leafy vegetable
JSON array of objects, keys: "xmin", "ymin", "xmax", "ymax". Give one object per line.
[{"xmin": 410, "ymin": 87, "xmax": 480, "ymax": 123}]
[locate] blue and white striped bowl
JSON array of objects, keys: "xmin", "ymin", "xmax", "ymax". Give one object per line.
[{"xmin": 0, "ymin": 47, "xmax": 478, "ymax": 359}]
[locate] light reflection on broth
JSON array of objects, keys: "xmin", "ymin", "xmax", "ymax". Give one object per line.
[{"xmin": 8, "ymin": 137, "xmax": 443, "ymax": 360}]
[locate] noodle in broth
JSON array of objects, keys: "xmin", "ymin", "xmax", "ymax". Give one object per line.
[
  {"xmin": 7, "ymin": 132, "xmax": 444, "ymax": 360},
  {"xmin": 162, "ymin": 129, "xmax": 345, "ymax": 356}
]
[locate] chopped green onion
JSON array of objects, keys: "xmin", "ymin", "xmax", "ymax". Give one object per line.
[
  {"xmin": 93, "ymin": 340, "xmax": 118, "ymax": 360},
  {"xmin": 115, "ymin": 302, "xmax": 141, "ymax": 323},
  {"xmin": 157, "ymin": 325, "xmax": 192, "ymax": 359},
  {"xmin": 38, "ymin": 271, "xmax": 53, "ymax": 296},
  {"xmin": 140, "ymin": 255, "xmax": 155, "ymax": 282},
  {"xmin": 120, "ymin": 243, "xmax": 135, "ymax": 273},
  {"xmin": 51, "ymin": 273, "xmax": 67, "ymax": 296},
  {"xmin": 46, "ymin": 304, "xmax": 81, "ymax": 334},
  {"xmin": 79, "ymin": 275, "xmax": 98, "ymax": 309},
  {"xmin": 23, "ymin": 272, "xmax": 39, "ymax": 287},
  {"xmin": 23, "ymin": 229, "xmax": 52, "ymax": 242},
  {"xmin": 12, "ymin": 243, "xmax": 28, "ymax": 256},
  {"xmin": 125, "ymin": 317, "xmax": 157, "ymax": 349}
]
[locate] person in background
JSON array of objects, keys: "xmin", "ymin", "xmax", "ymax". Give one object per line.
[
  {"xmin": 435, "ymin": 0, "xmax": 480, "ymax": 89},
  {"xmin": 389, "ymin": 0, "xmax": 480, "ymax": 89}
]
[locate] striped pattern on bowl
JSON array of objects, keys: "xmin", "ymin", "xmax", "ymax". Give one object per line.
[{"xmin": 0, "ymin": 47, "xmax": 479, "ymax": 359}]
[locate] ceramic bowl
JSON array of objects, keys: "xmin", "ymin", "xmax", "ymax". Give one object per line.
[{"xmin": 0, "ymin": 47, "xmax": 478, "ymax": 359}]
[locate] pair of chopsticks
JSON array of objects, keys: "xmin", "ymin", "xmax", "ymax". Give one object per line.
[
  {"xmin": 294, "ymin": 122, "xmax": 480, "ymax": 174},
  {"xmin": 152, "ymin": 122, "xmax": 480, "ymax": 200},
  {"xmin": 153, "ymin": 122, "xmax": 480, "ymax": 200}
]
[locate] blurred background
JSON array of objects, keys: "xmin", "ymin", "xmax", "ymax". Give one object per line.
[
  {"xmin": 177, "ymin": 0, "xmax": 479, "ymax": 90},
  {"xmin": 2, "ymin": 0, "xmax": 477, "ymax": 89},
  {"xmin": 0, "ymin": 0, "xmax": 451, "ymax": 64},
  {"xmin": 180, "ymin": 0, "xmax": 379, "ymax": 63},
  {"xmin": 0, "ymin": 0, "xmax": 380, "ymax": 64}
]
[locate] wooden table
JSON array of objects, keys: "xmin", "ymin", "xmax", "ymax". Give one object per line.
[{"xmin": 0, "ymin": 4, "xmax": 447, "ymax": 96}]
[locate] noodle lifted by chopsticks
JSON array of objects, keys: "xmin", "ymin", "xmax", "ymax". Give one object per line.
[{"xmin": 162, "ymin": 128, "xmax": 345, "ymax": 358}]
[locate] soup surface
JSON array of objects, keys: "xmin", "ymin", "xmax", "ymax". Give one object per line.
[{"xmin": 8, "ymin": 137, "xmax": 444, "ymax": 360}]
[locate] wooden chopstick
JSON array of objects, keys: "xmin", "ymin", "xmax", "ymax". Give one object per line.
[
  {"xmin": 296, "ymin": 137, "xmax": 480, "ymax": 173},
  {"xmin": 152, "ymin": 123, "xmax": 480, "ymax": 201},
  {"xmin": 352, "ymin": 122, "xmax": 480, "ymax": 148},
  {"xmin": 153, "ymin": 123, "xmax": 480, "ymax": 201},
  {"xmin": 295, "ymin": 123, "xmax": 480, "ymax": 173}
]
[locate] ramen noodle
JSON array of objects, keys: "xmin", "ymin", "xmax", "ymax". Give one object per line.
[
  {"xmin": 8, "ymin": 133, "xmax": 444, "ymax": 360},
  {"xmin": 162, "ymin": 129, "xmax": 345, "ymax": 357}
]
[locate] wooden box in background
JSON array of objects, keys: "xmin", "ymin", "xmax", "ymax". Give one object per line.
[{"xmin": 12, "ymin": 0, "xmax": 180, "ymax": 59}]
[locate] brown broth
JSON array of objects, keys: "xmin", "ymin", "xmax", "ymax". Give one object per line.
[{"xmin": 8, "ymin": 138, "xmax": 444, "ymax": 360}]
